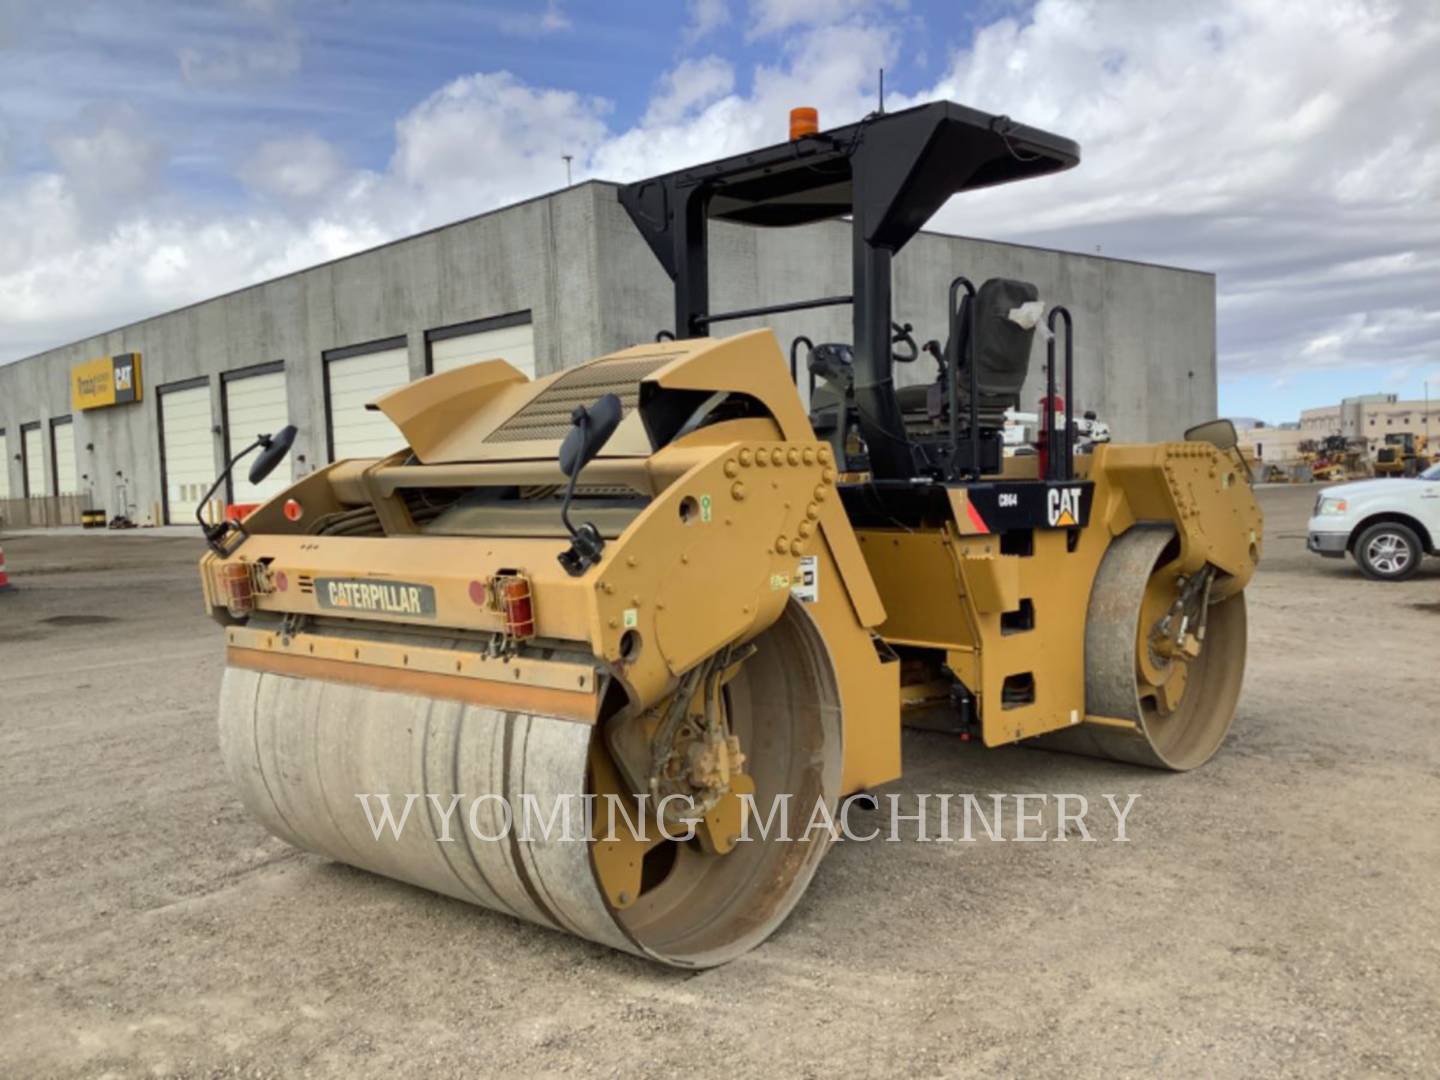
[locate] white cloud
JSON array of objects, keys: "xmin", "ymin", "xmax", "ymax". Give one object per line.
[
  {"xmin": 46, "ymin": 104, "xmax": 164, "ymax": 204},
  {"xmin": 388, "ymin": 72, "xmax": 609, "ymax": 219},
  {"xmin": 684, "ymin": 0, "xmax": 730, "ymax": 44},
  {"xmin": 594, "ymin": 22, "xmax": 897, "ymax": 179},
  {"xmin": 642, "ymin": 57, "xmax": 736, "ymax": 126},
  {"xmin": 239, "ymin": 133, "xmax": 347, "ymax": 203},
  {"xmin": 906, "ymin": 0, "xmax": 1440, "ymax": 385},
  {"xmin": 174, "ymin": 0, "xmax": 304, "ymax": 86},
  {"xmin": 748, "ymin": 0, "xmax": 904, "ymax": 37},
  {"xmin": 179, "ymin": 29, "xmax": 301, "ymax": 85},
  {"xmin": 499, "ymin": 1, "xmax": 572, "ymax": 37}
]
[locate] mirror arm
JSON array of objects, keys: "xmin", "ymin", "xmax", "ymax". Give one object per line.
[
  {"xmin": 198, "ymin": 435, "xmax": 267, "ymax": 554},
  {"xmin": 556, "ymin": 402, "xmax": 616, "ymax": 578},
  {"xmin": 558, "ymin": 417, "xmax": 588, "ymax": 540}
]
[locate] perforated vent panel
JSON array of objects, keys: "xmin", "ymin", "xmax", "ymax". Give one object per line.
[{"xmin": 484, "ymin": 355, "xmax": 676, "ymax": 443}]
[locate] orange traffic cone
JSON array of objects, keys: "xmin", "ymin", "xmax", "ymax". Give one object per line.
[{"xmin": 0, "ymin": 546, "xmax": 13, "ymax": 592}]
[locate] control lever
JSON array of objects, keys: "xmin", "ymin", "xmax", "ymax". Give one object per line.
[{"xmin": 891, "ymin": 321, "xmax": 919, "ymax": 363}]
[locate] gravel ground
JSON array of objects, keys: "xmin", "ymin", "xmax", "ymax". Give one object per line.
[{"xmin": 1, "ymin": 484, "xmax": 1436, "ymax": 1078}]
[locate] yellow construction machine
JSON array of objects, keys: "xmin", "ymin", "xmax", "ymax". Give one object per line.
[
  {"xmin": 1374, "ymin": 432, "xmax": 1430, "ymax": 477},
  {"xmin": 199, "ymin": 101, "xmax": 1261, "ymax": 967}
]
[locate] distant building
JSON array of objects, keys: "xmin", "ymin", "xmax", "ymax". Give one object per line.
[
  {"xmin": 1247, "ymin": 427, "xmax": 1310, "ymax": 464},
  {"xmin": 1300, "ymin": 393, "xmax": 1439, "ymax": 442},
  {"xmin": 1250, "ymin": 391, "xmax": 1438, "ymax": 465}
]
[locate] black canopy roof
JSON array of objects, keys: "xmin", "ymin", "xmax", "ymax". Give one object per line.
[
  {"xmin": 620, "ymin": 100, "xmax": 1079, "ymax": 266},
  {"xmin": 616, "ymin": 100, "xmax": 1081, "ymax": 482}
]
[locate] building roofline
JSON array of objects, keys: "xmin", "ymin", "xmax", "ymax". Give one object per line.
[{"xmin": 5, "ymin": 177, "xmax": 1212, "ymax": 368}]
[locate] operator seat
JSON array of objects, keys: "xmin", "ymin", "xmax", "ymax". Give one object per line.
[
  {"xmin": 806, "ymin": 276, "xmax": 1040, "ymax": 473},
  {"xmin": 946, "ymin": 277, "xmax": 1040, "ymax": 432}
]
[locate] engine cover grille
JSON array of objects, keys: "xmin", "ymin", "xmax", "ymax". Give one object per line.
[{"xmin": 484, "ymin": 355, "xmax": 677, "ymax": 443}]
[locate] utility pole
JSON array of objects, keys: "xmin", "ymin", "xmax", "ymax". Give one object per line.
[{"xmin": 562, "ymin": 154, "xmax": 573, "ymax": 187}]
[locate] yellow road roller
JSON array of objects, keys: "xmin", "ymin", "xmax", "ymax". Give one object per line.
[{"xmin": 199, "ymin": 100, "xmax": 1261, "ymax": 967}]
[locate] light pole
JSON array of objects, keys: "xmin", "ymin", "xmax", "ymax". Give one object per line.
[{"xmin": 562, "ymin": 154, "xmax": 573, "ymax": 187}]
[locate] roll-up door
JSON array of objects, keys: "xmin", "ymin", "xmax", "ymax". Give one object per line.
[
  {"xmin": 223, "ymin": 364, "xmax": 290, "ymax": 505},
  {"xmin": 22, "ymin": 424, "xmax": 44, "ymax": 498},
  {"xmin": 159, "ymin": 381, "xmax": 215, "ymax": 525},
  {"xmin": 325, "ymin": 338, "xmax": 409, "ymax": 461},
  {"xmin": 51, "ymin": 416, "xmax": 79, "ymax": 495},
  {"xmin": 428, "ymin": 314, "xmax": 535, "ymax": 379}
]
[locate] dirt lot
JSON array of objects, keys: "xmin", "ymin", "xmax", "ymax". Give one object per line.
[{"xmin": 1, "ymin": 485, "xmax": 1437, "ymax": 1078}]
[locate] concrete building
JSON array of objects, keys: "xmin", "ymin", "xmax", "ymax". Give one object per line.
[
  {"xmin": 0, "ymin": 181, "xmax": 1217, "ymax": 526},
  {"xmin": 1245, "ymin": 391, "xmax": 1440, "ymax": 468},
  {"xmin": 1244, "ymin": 426, "xmax": 1311, "ymax": 465},
  {"xmin": 1299, "ymin": 393, "xmax": 1440, "ymax": 444}
]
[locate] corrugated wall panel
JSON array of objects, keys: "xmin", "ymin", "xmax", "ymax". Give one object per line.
[
  {"xmin": 225, "ymin": 371, "xmax": 290, "ymax": 504},
  {"xmin": 53, "ymin": 421, "xmax": 79, "ymax": 495},
  {"xmin": 327, "ymin": 348, "xmax": 409, "ymax": 460},
  {"xmin": 431, "ymin": 324, "xmax": 535, "ymax": 379},
  {"xmin": 161, "ymin": 386, "xmax": 214, "ymax": 524},
  {"xmin": 23, "ymin": 427, "xmax": 44, "ymax": 498}
]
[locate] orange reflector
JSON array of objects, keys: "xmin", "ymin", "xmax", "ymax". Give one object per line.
[
  {"xmin": 219, "ymin": 561, "xmax": 255, "ymax": 618},
  {"xmin": 789, "ymin": 107, "xmax": 818, "ymax": 140},
  {"xmin": 498, "ymin": 575, "xmax": 535, "ymax": 639},
  {"xmin": 283, "ymin": 499, "xmax": 303, "ymax": 522}
]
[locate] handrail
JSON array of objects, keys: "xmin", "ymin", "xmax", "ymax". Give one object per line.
[
  {"xmin": 946, "ymin": 276, "xmax": 977, "ymax": 479},
  {"xmin": 1046, "ymin": 306, "xmax": 1075, "ymax": 482},
  {"xmin": 789, "ymin": 335, "xmax": 815, "ymax": 392}
]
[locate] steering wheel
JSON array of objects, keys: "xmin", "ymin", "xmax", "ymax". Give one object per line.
[{"xmin": 891, "ymin": 321, "xmax": 919, "ymax": 363}]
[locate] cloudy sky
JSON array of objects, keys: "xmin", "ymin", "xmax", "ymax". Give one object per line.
[{"xmin": 0, "ymin": 0, "xmax": 1436, "ymax": 421}]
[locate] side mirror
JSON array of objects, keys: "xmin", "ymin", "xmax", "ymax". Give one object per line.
[
  {"xmin": 1184, "ymin": 419, "xmax": 1238, "ymax": 452},
  {"xmin": 556, "ymin": 394, "xmax": 623, "ymax": 578},
  {"xmin": 559, "ymin": 394, "xmax": 622, "ymax": 477},
  {"xmin": 248, "ymin": 425, "xmax": 298, "ymax": 484}
]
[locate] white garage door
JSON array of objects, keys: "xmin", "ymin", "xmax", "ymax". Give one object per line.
[
  {"xmin": 430, "ymin": 321, "xmax": 535, "ymax": 379},
  {"xmin": 161, "ymin": 384, "xmax": 215, "ymax": 525},
  {"xmin": 52, "ymin": 419, "xmax": 80, "ymax": 495},
  {"xmin": 23, "ymin": 426, "xmax": 44, "ymax": 498},
  {"xmin": 0, "ymin": 432, "xmax": 9, "ymax": 499},
  {"xmin": 225, "ymin": 369, "xmax": 290, "ymax": 505},
  {"xmin": 327, "ymin": 345, "xmax": 410, "ymax": 461}
]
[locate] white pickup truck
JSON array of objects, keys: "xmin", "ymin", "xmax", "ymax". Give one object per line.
[{"xmin": 1307, "ymin": 462, "xmax": 1440, "ymax": 580}]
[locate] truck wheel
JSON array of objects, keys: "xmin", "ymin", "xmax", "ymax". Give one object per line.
[{"xmin": 1353, "ymin": 522, "xmax": 1422, "ymax": 581}]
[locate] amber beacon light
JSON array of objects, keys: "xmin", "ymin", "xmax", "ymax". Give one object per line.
[{"xmin": 789, "ymin": 106, "xmax": 819, "ymax": 140}]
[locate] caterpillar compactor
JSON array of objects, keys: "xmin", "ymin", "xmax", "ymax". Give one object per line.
[{"xmin": 201, "ymin": 101, "xmax": 1262, "ymax": 967}]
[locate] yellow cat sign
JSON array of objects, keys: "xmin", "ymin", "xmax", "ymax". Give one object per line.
[{"xmin": 71, "ymin": 353, "xmax": 143, "ymax": 410}]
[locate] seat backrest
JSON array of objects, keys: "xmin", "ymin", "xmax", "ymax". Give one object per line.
[
  {"xmin": 959, "ymin": 277, "xmax": 1038, "ymax": 401},
  {"xmin": 937, "ymin": 277, "xmax": 1039, "ymax": 436}
]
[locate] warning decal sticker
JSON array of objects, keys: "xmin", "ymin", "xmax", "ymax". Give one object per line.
[{"xmin": 791, "ymin": 555, "xmax": 819, "ymax": 603}]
